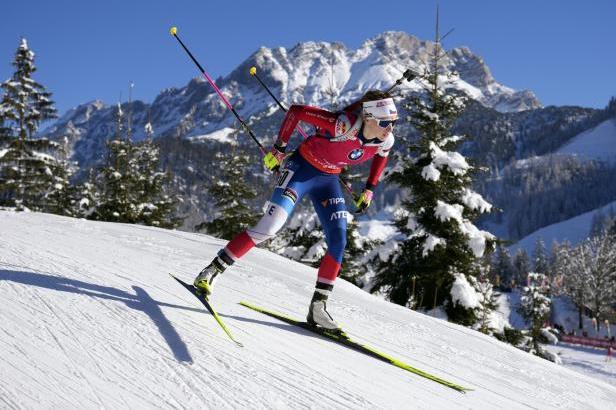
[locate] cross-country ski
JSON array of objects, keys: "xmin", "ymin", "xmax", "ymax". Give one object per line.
[
  {"xmin": 240, "ymin": 300, "xmax": 471, "ymax": 393},
  {"xmin": 170, "ymin": 274, "xmax": 243, "ymax": 347}
]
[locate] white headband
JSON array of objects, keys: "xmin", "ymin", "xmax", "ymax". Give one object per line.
[{"xmin": 362, "ymin": 98, "xmax": 398, "ymax": 120}]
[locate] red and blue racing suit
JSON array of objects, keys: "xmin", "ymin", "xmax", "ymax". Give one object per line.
[{"xmin": 221, "ymin": 105, "xmax": 394, "ymax": 288}]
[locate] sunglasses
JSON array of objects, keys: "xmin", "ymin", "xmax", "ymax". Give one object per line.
[{"xmin": 376, "ymin": 119, "xmax": 396, "ymax": 128}]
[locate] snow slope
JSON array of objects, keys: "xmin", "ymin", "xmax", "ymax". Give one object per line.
[
  {"xmin": 1, "ymin": 211, "xmax": 616, "ymax": 409},
  {"xmin": 544, "ymin": 343, "xmax": 616, "ymax": 387},
  {"xmin": 509, "ymin": 200, "xmax": 616, "ymax": 255},
  {"xmin": 557, "ymin": 119, "xmax": 616, "ymax": 162}
]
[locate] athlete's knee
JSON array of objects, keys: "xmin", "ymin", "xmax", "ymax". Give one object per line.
[{"xmin": 246, "ymin": 203, "xmax": 289, "ymax": 245}]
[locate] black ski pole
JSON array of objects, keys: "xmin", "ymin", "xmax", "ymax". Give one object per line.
[
  {"xmin": 169, "ymin": 27, "xmax": 266, "ymax": 156},
  {"xmin": 385, "ymin": 68, "xmax": 419, "ymax": 94}
]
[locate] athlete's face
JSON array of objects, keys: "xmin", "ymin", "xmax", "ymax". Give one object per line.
[{"xmin": 363, "ymin": 116, "xmax": 396, "ymax": 141}]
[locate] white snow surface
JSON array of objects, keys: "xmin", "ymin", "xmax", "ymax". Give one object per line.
[
  {"xmin": 429, "ymin": 142, "xmax": 470, "ymax": 176},
  {"xmin": 189, "ymin": 127, "xmax": 237, "ymax": 144},
  {"xmin": 543, "ymin": 343, "xmax": 616, "ymax": 387},
  {"xmin": 450, "ymin": 274, "xmax": 480, "ymax": 309},
  {"xmin": 557, "ymin": 119, "xmax": 616, "ymax": 162},
  {"xmin": 509, "ymin": 200, "xmax": 616, "ymax": 256},
  {"xmin": 1, "ymin": 211, "xmax": 616, "ymax": 409}
]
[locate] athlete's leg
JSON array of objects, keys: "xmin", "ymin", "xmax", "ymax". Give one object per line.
[
  {"xmin": 194, "ymin": 156, "xmax": 311, "ymax": 292},
  {"xmin": 306, "ymin": 175, "xmax": 347, "ymax": 329}
]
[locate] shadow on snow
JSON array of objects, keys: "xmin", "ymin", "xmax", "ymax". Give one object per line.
[{"xmin": 0, "ymin": 269, "xmax": 198, "ymax": 363}]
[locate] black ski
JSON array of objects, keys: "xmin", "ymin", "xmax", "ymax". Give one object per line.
[
  {"xmin": 170, "ymin": 274, "xmax": 242, "ymax": 347},
  {"xmin": 240, "ymin": 300, "xmax": 470, "ymax": 393}
]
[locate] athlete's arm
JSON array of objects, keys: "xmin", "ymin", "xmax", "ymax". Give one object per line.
[
  {"xmin": 276, "ymin": 105, "xmax": 337, "ymax": 148},
  {"xmin": 366, "ymin": 134, "xmax": 395, "ymax": 190}
]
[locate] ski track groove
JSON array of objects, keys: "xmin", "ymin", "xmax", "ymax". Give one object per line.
[
  {"xmin": 5, "ymin": 289, "xmax": 86, "ymax": 407},
  {"xmin": 29, "ymin": 287, "xmax": 108, "ymax": 409},
  {"xmin": 279, "ymin": 353, "xmax": 379, "ymax": 408},
  {"xmin": 0, "ymin": 327, "xmax": 86, "ymax": 407}
]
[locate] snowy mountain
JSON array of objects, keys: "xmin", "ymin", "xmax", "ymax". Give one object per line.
[
  {"xmin": 2, "ymin": 210, "xmax": 616, "ymax": 409},
  {"xmin": 481, "ymin": 114, "xmax": 616, "ymax": 244},
  {"xmin": 38, "ymin": 31, "xmax": 540, "ymax": 170}
]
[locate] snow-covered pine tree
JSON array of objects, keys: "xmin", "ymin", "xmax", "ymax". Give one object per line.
[
  {"xmin": 609, "ymin": 218, "xmax": 616, "ymax": 237},
  {"xmin": 340, "ymin": 214, "xmax": 380, "ymax": 287},
  {"xmin": 371, "ymin": 40, "xmax": 494, "ymax": 323},
  {"xmin": 73, "ymin": 169, "xmax": 99, "ymax": 219},
  {"xmin": 337, "ymin": 168, "xmax": 381, "ymax": 287},
  {"xmin": 573, "ymin": 233, "xmax": 616, "ymax": 331},
  {"xmin": 512, "ymin": 248, "xmax": 532, "ymax": 289},
  {"xmin": 131, "ymin": 122, "xmax": 180, "ymax": 228},
  {"xmin": 0, "ymin": 38, "xmax": 70, "ymax": 212},
  {"xmin": 471, "ymin": 266, "xmax": 499, "ymax": 334},
  {"xmin": 491, "ymin": 244, "xmax": 515, "ymax": 290},
  {"xmin": 92, "ymin": 107, "xmax": 181, "ymax": 227},
  {"xmin": 42, "ymin": 137, "xmax": 76, "ymax": 215},
  {"xmin": 91, "ymin": 103, "xmax": 138, "ymax": 222},
  {"xmin": 532, "ymin": 238, "xmax": 549, "ymax": 275},
  {"xmin": 195, "ymin": 143, "xmax": 259, "ymax": 239},
  {"xmin": 548, "ymin": 240, "xmax": 571, "ymax": 297},
  {"xmin": 557, "ymin": 241, "xmax": 590, "ymax": 330},
  {"xmin": 0, "ymin": 39, "xmax": 57, "ymax": 141},
  {"xmin": 517, "ymin": 272, "xmax": 551, "ymax": 359}
]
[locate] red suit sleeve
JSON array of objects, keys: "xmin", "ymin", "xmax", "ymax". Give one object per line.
[
  {"xmin": 276, "ymin": 105, "xmax": 337, "ymax": 147},
  {"xmin": 366, "ymin": 155, "xmax": 388, "ymax": 190}
]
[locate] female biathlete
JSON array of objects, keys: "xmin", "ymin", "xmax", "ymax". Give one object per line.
[{"xmin": 194, "ymin": 90, "xmax": 398, "ymax": 330}]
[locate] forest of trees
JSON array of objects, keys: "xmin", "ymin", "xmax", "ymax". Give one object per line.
[{"xmin": 0, "ymin": 38, "xmax": 180, "ymax": 228}]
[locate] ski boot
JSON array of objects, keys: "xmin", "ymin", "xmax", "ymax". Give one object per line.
[
  {"xmin": 193, "ymin": 250, "xmax": 233, "ymax": 296},
  {"xmin": 307, "ymin": 290, "xmax": 341, "ymax": 331}
]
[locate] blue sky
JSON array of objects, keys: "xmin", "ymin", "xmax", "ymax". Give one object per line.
[{"xmin": 1, "ymin": 0, "xmax": 615, "ymax": 114}]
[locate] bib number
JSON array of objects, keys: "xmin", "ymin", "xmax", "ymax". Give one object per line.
[{"xmin": 276, "ymin": 169, "xmax": 294, "ymax": 189}]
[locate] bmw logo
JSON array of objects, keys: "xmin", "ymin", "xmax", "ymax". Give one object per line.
[{"xmin": 348, "ymin": 148, "xmax": 364, "ymax": 161}]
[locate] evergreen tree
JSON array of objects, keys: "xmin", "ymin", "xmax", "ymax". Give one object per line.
[
  {"xmin": 132, "ymin": 122, "xmax": 180, "ymax": 228},
  {"xmin": 92, "ymin": 104, "xmax": 137, "ymax": 222},
  {"xmin": 471, "ymin": 268, "xmax": 499, "ymax": 335},
  {"xmin": 560, "ymin": 233, "xmax": 616, "ymax": 330},
  {"xmin": 371, "ymin": 42, "xmax": 494, "ymax": 322},
  {"xmin": 549, "ymin": 241, "xmax": 571, "ymax": 297},
  {"xmin": 558, "ymin": 241, "xmax": 590, "ymax": 330},
  {"xmin": 340, "ymin": 215, "xmax": 380, "ymax": 287},
  {"xmin": 195, "ymin": 144, "xmax": 259, "ymax": 239},
  {"xmin": 532, "ymin": 238, "xmax": 549, "ymax": 275},
  {"xmin": 73, "ymin": 171, "xmax": 99, "ymax": 219},
  {"xmin": 0, "ymin": 38, "xmax": 70, "ymax": 212},
  {"xmin": 41, "ymin": 137, "xmax": 75, "ymax": 215},
  {"xmin": 518, "ymin": 272, "xmax": 551, "ymax": 358},
  {"xmin": 491, "ymin": 244, "xmax": 515, "ymax": 289},
  {"xmin": 92, "ymin": 107, "xmax": 181, "ymax": 228},
  {"xmin": 609, "ymin": 218, "xmax": 616, "ymax": 237},
  {"xmin": 512, "ymin": 248, "xmax": 531, "ymax": 288},
  {"xmin": 0, "ymin": 39, "xmax": 57, "ymax": 140}
]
